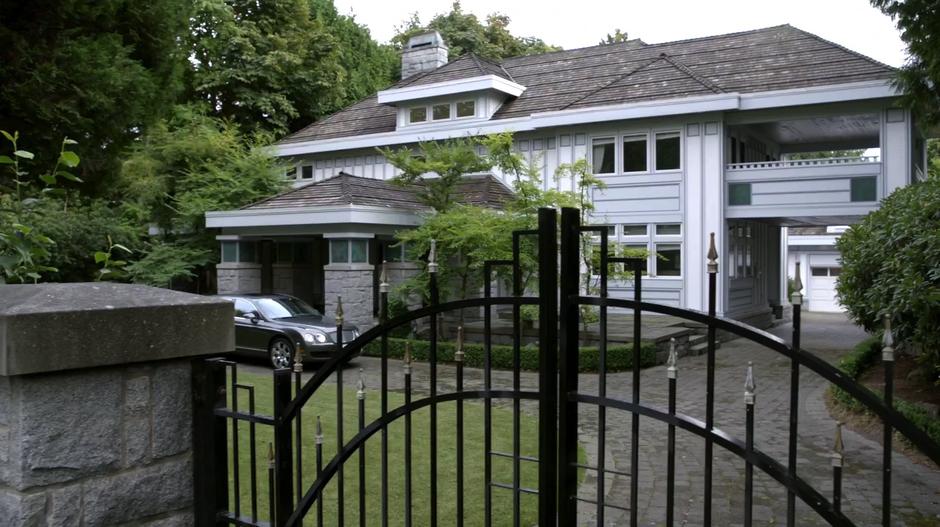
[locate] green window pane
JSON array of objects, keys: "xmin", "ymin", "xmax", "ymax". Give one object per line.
[
  {"xmin": 656, "ymin": 243, "xmax": 682, "ymax": 276},
  {"xmin": 238, "ymin": 242, "xmax": 256, "ymax": 263},
  {"xmin": 330, "ymin": 240, "xmax": 349, "ymax": 263},
  {"xmin": 622, "ymin": 224, "xmax": 647, "ymax": 236},
  {"xmin": 350, "ymin": 240, "xmax": 368, "ymax": 263},
  {"xmin": 851, "ymin": 177, "xmax": 877, "ymax": 202},
  {"xmin": 729, "ymin": 183, "xmax": 752, "ymax": 206},
  {"xmin": 655, "ymin": 133, "xmax": 681, "ymax": 170},
  {"xmin": 221, "ymin": 241, "xmax": 237, "ymax": 263}
]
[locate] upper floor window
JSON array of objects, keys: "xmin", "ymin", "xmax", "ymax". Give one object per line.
[
  {"xmin": 456, "ymin": 100, "xmax": 475, "ymax": 118},
  {"xmin": 655, "ymin": 132, "xmax": 681, "ymax": 170},
  {"xmin": 591, "ymin": 129, "xmax": 681, "ymax": 175},
  {"xmin": 285, "ymin": 167, "xmax": 297, "ymax": 180},
  {"xmin": 623, "ymin": 135, "xmax": 648, "ymax": 172},
  {"xmin": 592, "ymin": 138, "xmax": 615, "ymax": 174},
  {"xmin": 409, "ymin": 107, "xmax": 428, "ymax": 123},
  {"xmin": 432, "ymin": 103, "xmax": 451, "ymax": 120},
  {"xmin": 301, "ymin": 165, "xmax": 313, "ymax": 179}
]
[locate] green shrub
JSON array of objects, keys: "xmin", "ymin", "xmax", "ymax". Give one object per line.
[
  {"xmin": 830, "ymin": 336, "xmax": 940, "ymax": 446},
  {"xmin": 362, "ymin": 337, "xmax": 657, "ymax": 372},
  {"xmin": 836, "ymin": 175, "xmax": 940, "ymax": 377}
]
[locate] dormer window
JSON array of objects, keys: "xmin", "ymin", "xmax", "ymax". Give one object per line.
[
  {"xmin": 456, "ymin": 100, "xmax": 476, "ymax": 118},
  {"xmin": 409, "ymin": 107, "xmax": 427, "ymax": 123},
  {"xmin": 432, "ymin": 103, "xmax": 451, "ymax": 120}
]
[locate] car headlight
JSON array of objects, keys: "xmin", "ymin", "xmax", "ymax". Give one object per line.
[{"xmin": 302, "ymin": 331, "xmax": 328, "ymax": 344}]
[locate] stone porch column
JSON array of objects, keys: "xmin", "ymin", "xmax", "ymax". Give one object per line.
[{"xmin": 324, "ymin": 263, "xmax": 375, "ymax": 330}]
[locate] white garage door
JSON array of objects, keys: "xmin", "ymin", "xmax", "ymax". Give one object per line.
[{"xmin": 808, "ymin": 264, "xmax": 843, "ymax": 312}]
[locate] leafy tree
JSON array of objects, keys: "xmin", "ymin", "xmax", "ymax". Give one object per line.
[
  {"xmin": 928, "ymin": 138, "xmax": 940, "ymax": 179},
  {"xmin": 379, "ymin": 138, "xmax": 492, "ymax": 212},
  {"xmin": 0, "ymin": 0, "xmax": 191, "ymax": 191},
  {"xmin": 600, "ymin": 29, "xmax": 630, "ymax": 45},
  {"xmin": 393, "ymin": 1, "xmax": 559, "ymax": 60},
  {"xmin": 871, "ymin": 0, "xmax": 940, "ymax": 126},
  {"xmin": 119, "ymin": 105, "xmax": 287, "ymax": 289},
  {"xmin": 836, "ymin": 174, "xmax": 940, "ymax": 379}
]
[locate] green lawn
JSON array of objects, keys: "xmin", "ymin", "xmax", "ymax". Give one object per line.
[{"xmin": 227, "ymin": 369, "xmax": 571, "ymax": 526}]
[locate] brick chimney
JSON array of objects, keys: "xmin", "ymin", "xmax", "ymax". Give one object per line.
[{"xmin": 401, "ymin": 31, "xmax": 448, "ymax": 79}]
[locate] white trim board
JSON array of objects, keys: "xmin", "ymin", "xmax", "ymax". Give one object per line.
[
  {"xmin": 205, "ymin": 204, "xmax": 423, "ymax": 229},
  {"xmin": 275, "ymin": 80, "xmax": 898, "ymax": 157},
  {"xmin": 377, "ymin": 75, "xmax": 526, "ymax": 105}
]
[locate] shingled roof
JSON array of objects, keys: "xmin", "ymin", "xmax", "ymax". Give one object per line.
[
  {"xmin": 243, "ymin": 173, "xmax": 515, "ymax": 212},
  {"xmin": 280, "ymin": 25, "xmax": 894, "ymax": 145}
]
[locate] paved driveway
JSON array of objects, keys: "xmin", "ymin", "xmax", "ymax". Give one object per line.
[{"xmin": 244, "ymin": 312, "xmax": 940, "ymax": 525}]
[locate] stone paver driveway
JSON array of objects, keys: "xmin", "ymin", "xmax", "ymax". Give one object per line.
[{"xmin": 251, "ymin": 313, "xmax": 940, "ymax": 525}]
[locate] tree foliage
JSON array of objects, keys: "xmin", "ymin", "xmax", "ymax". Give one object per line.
[
  {"xmin": 600, "ymin": 29, "xmax": 630, "ymax": 45},
  {"xmin": 393, "ymin": 1, "xmax": 560, "ymax": 60},
  {"xmin": 118, "ymin": 105, "xmax": 287, "ymax": 288},
  {"xmin": 0, "ymin": 0, "xmax": 191, "ymax": 191},
  {"xmin": 836, "ymin": 174, "xmax": 940, "ymax": 378},
  {"xmin": 871, "ymin": 0, "xmax": 940, "ymax": 126}
]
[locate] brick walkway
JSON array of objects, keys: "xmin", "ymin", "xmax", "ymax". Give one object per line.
[{"xmin": 255, "ymin": 313, "xmax": 940, "ymax": 525}]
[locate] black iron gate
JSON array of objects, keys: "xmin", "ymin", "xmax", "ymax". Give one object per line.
[{"xmin": 193, "ymin": 207, "xmax": 940, "ymax": 527}]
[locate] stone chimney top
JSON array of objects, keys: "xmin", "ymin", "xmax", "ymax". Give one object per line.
[{"xmin": 401, "ymin": 31, "xmax": 449, "ymax": 79}]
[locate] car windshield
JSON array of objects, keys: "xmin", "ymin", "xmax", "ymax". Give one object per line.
[{"xmin": 254, "ymin": 297, "xmax": 321, "ymax": 320}]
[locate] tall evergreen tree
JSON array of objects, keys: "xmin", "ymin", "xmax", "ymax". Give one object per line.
[{"xmin": 0, "ymin": 0, "xmax": 191, "ymax": 191}]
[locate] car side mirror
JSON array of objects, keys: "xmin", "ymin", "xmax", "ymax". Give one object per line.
[{"xmin": 247, "ymin": 311, "xmax": 260, "ymax": 324}]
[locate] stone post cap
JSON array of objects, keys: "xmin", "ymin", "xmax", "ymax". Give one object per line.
[{"xmin": 0, "ymin": 283, "xmax": 234, "ymax": 376}]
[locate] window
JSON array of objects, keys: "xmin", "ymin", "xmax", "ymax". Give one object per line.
[
  {"xmin": 285, "ymin": 167, "xmax": 297, "ymax": 179},
  {"xmin": 655, "ymin": 132, "xmax": 681, "ymax": 170},
  {"xmin": 851, "ymin": 177, "xmax": 877, "ymax": 202},
  {"xmin": 432, "ymin": 103, "xmax": 451, "ymax": 120},
  {"xmin": 409, "ymin": 107, "xmax": 427, "ymax": 123},
  {"xmin": 592, "ymin": 138, "xmax": 615, "ymax": 174},
  {"xmin": 622, "ymin": 224, "xmax": 648, "ymax": 236},
  {"xmin": 382, "ymin": 240, "xmax": 406, "ymax": 262},
  {"xmin": 729, "ymin": 183, "xmax": 752, "ymax": 206},
  {"xmin": 656, "ymin": 224, "xmax": 681, "ymax": 235},
  {"xmin": 623, "ymin": 243, "xmax": 648, "ymax": 275},
  {"xmin": 456, "ymin": 100, "xmax": 475, "ymax": 118},
  {"xmin": 622, "ymin": 135, "xmax": 648, "ymax": 172},
  {"xmin": 655, "ymin": 243, "xmax": 681, "ymax": 276},
  {"xmin": 329, "ymin": 239, "xmax": 368, "ymax": 264},
  {"xmin": 221, "ymin": 241, "xmax": 237, "ymax": 263},
  {"xmin": 811, "ymin": 267, "xmax": 828, "ymax": 277},
  {"xmin": 301, "ymin": 165, "xmax": 313, "ymax": 179},
  {"xmin": 233, "ymin": 299, "xmax": 255, "ymax": 317}
]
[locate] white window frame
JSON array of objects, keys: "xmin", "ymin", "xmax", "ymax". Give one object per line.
[
  {"xmin": 590, "ymin": 137, "xmax": 617, "ymax": 175},
  {"xmin": 588, "ymin": 128, "xmax": 683, "ymax": 176},
  {"xmin": 406, "ymin": 99, "xmax": 478, "ymax": 126},
  {"xmin": 455, "ymin": 100, "xmax": 476, "ymax": 119},
  {"xmin": 329, "ymin": 239, "xmax": 369, "ymax": 264},
  {"xmin": 621, "ymin": 133, "xmax": 650, "ymax": 174},
  {"xmin": 653, "ymin": 130, "xmax": 683, "ymax": 172},
  {"xmin": 618, "ymin": 222, "xmax": 683, "ymax": 278}
]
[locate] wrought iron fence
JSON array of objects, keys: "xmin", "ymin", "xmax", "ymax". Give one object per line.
[{"xmin": 193, "ymin": 207, "xmax": 940, "ymax": 527}]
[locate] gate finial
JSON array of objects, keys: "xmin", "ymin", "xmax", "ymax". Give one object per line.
[
  {"xmin": 379, "ymin": 261, "xmax": 389, "ymax": 294},
  {"xmin": 831, "ymin": 422, "xmax": 844, "ymax": 467},
  {"xmin": 791, "ymin": 262, "xmax": 804, "ymax": 306},
  {"xmin": 428, "ymin": 239, "xmax": 438, "ymax": 273},
  {"xmin": 336, "ymin": 296, "xmax": 344, "ymax": 325},
  {"xmin": 707, "ymin": 232, "xmax": 718, "ymax": 274},
  {"xmin": 315, "ymin": 416, "xmax": 323, "ymax": 445},
  {"xmin": 455, "ymin": 326, "xmax": 465, "ymax": 363},
  {"xmin": 293, "ymin": 347, "xmax": 304, "ymax": 373},
  {"xmin": 882, "ymin": 315, "xmax": 895, "ymax": 362},
  {"xmin": 357, "ymin": 368, "xmax": 366, "ymax": 400},
  {"xmin": 744, "ymin": 361, "xmax": 756, "ymax": 405},
  {"xmin": 666, "ymin": 337, "xmax": 678, "ymax": 379}
]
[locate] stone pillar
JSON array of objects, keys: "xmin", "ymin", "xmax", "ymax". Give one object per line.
[
  {"xmin": 216, "ymin": 262, "xmax": 262, "ymax": 294},
  {"xmin": 324, "ymin": 263, "xmax": 375, "ymax": 329},
  {"xmin": 0, "ymin": 283, "xmax": 233, "ymax": 526}
]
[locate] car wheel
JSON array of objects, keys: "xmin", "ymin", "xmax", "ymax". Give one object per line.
[{"xmin": 269, "ymin": 337, "xmax": 294, "ymax": 369}]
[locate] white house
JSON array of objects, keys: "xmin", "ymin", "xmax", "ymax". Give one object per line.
[{"xmin": 206, "ymin": 25, "xmax": 931, "ymax": 329}]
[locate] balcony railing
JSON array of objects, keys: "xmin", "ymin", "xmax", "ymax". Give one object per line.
[{"xmin": 726, "ymin": 156, "xmax": 881, "ymax": 171}]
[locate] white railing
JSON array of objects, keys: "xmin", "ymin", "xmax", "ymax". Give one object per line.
[{"xmin": 726, "ymin": 156, "xmax": 881, "ymax": 171}]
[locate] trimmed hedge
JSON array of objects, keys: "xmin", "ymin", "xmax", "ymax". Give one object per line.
[
  {"xmin": 830, "ymin": 336, "xmax": 940, "ymax": 446},
  {"xmin": 363, "ymin": 337, "xmax": 657, "ymax": 373}
]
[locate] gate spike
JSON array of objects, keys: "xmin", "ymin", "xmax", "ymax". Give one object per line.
[
  {"xmin": 666, "ymin": 337, "xmax": 678, "ymax": 379},
  {"xmin": 403, "ymin": 340, "xmax": 413, "ymax": 374},
  {"xmin": 882, "ymin": 315, "xmax": 895, "ymax": 362},
  {"xmin": 455, "ymin": 326, "xmax": 465, "ymax": 363},
  {"xmin": 315, "ymin": 415, "xmax": 323, "ymax": 445},
  {"xmin": 335, "ymin": 296, "xmax": 344, "ymax": 325},
  {"xmin": 744, "ymin": 361, "xmax": 756, "ymax": 405},
  {"xmin": 293, "ymin": 347, "xmax": 304, "ymax": 373},
  {"xmin": 357, "ymin": 368, "xmax": 366, "ymax": 400},
  {"xmin": 791, "ymin": 262, "xmax": 804, "ymax": 305},
  {"xmin": 379, "ymin": 261, "xmax": 389, "ymax": 293},
  {"xmin": 428, "ymin": 239, "xmax": 438, "ymax": 274},
  {"xmin": 707, "ymin": 232, "xmax": 719, "ymax": 274},
  {"xmin": 831, "ymin": 422, "xmax": 844, "ymax": 467}
]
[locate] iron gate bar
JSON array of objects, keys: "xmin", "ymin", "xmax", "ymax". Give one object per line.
[
  {"xmin": 572, "ymin": 393, "xmax": 858, "ymax": 526},
  {"xmin": 357, "ymin": 369, "xmax": 366, "ymax": 527},
  {"xmin": 666, "ymin": 339, "xmax": 677, "ymax": 527},
  {"xmin": 234, "ymin": 383, "xmax": 260, "ymax": 523},
  {"xmin": 705, "ymin": 233, "xmax": 718, "ymax": 527},
  {"xmin": 428, "ymin": 245, "xmax": 439, "ymax": 527},
  {"xmin": 482, "ymin": 258, "xmax": 512, "ymax": 527},
  {"xmin": 192, "ymin": 358, "xmax": 229, "ymax": 527},
  {"xmin": 455, "ymin": 327, "xmax": 465, "ymax": 527},
  {"xmin": 334, "ymin": 312, "xmax": 345, "ymax": 527},
  {"xmin": 788, "ymin": 270, "xmax": 803, "ymax": 527},
  {"xmin": 273, "ymin": 368, "xmax": 294, "ymax": 527},
  {"xmin": 575, "ymin": 295, "xmax": 940, "ymax": 467},
  {"xmin": 557, "ymin": 207, "xmax": 581, "ymax": 525},
  {"xmin": 881, "ymin": 317, "xmax": 895, "ymax": 527},
  {"xmin": 379, "ymin": 267, "xmax": 390, "ymax": 527},
  {"xmin": 403, "ymin": 344, "xmax": 413, "ymax": 527},
  {"xmin": 231, "ymin": 363, "xmax": 242, "ymax": 519},
  {"xmin": 744, "ymin": 362, "xmax": 756, "ymax": 527},
  {"xmin": 630, "ymin": 258, "xmax": 642, "ymax": 527},
  {"xmin": 284, "ymin": 389, "xmax": 542, "ymax": 526},
  {"xmin": 536, "ymin": 209, "xmax": 559, "ymax": 527}
]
